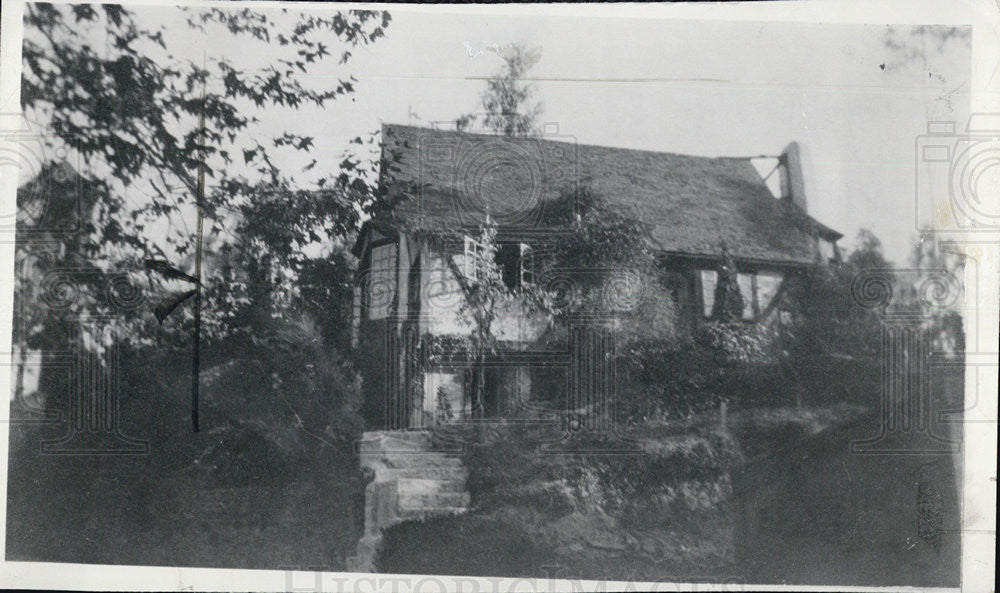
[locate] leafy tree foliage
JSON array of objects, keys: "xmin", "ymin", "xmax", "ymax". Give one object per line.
[
  {"xmin": 21, "ymin": 3, "xmax": 391, "ymax": 340},
  {"xmin": 770, "ymin": 229, "xmax": 891, "ymax": 408},
  {"xmin": 443, "ymin": 218, "xmax": 552, "ymax": 416},
  {"xmin": 785, "ymin": 229, "xmax": 888, "ymax": 360},
  {"xmin": 906, "ymin": 229, "xmax": 965, "ymax": 354},
  {"xmin": 540, "ymin": 184, "xmax": 662, "ymax": 319},
  {"xmin": 457, "ymin": 43, "xmax": 542, "ymax": 136}
]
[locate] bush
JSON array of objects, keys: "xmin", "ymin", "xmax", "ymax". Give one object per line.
[
  {"xmin": 615, "ymin": 321, "xmax": 791, "ymax": 422},
  {"xmin": 157, "ymin": 313, "xmax": 367, "ymax": 486}
]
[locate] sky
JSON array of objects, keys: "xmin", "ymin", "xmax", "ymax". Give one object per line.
[
  {"xmin": 331, "ymin": 12, "xmax": 971, "ymax": 264},
  {"xmin": 19, "ymin": 5, "xmax": 974, "ymax": 264}
]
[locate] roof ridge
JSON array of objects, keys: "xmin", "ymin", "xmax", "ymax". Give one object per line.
[{"xmin": 381, "ymin": 122, "xmax": 763, "ymax": 163}]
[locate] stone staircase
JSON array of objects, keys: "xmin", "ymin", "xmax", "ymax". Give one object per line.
[{"xmin": 347, "ymin": 431, "xmax": 469, "ymax": 572}]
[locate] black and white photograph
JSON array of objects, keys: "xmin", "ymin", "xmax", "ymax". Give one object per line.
[{"xmin": 0, "ymin": 1, "xmax": 996, "ymax": 591}]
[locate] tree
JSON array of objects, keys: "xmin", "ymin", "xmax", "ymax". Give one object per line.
[
  {"xmin": 774, "ymin": 229, "xmax": 892, "ymax": 407},
  {"xmin": 908, "ymin": 228, "xmax": 965, "ymax": 354},
  {"xmin": 18, "ymin": 4, "xmax": 392, "ymax": 435},
  {"xmin": 443, "ymin": 218, "xmax": 551, "ymax": 417},
  {"xmin": 458, "ymin": 43, "xmax": 542, "ymax": 136},
  {"xmin": 881, "ymin": 26, "xmax": 971, "ymax": 74},
  {"xmin": 21, "ymin": 4, "xmax": 391, "ymax": 338},
  {"xmin": 784, "ymin": 229, "xmax": 889, "ymax": 359},
  {"xmin": 441, "ymin": 190, "xmax": 664, "ymax": 419},
  {"xmin": 710, "ymin": 243, "xmax": 744, "ymax": 323},
  {"xmin": 541, "ymin": 185, "xmax": 683, "ymax": 420}
]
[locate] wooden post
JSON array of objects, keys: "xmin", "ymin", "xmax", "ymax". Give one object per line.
[{"xmin": 191, "ymin": 69, "xmax": 206, "ymax": 433}]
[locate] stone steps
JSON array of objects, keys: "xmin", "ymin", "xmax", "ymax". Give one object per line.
[
  {"xmin": 397, "ymin": 506, "xmax": 468, "ymax": 521},
  {"xmin": 358, "ymin": 431, "xmax": 433, "ymax": 452},
  {"xmin": 398, "ymin": 490, "xmax": 471, "ymax": 510},
  {"xmin": 397, "ymin": 477, "xmax": 467, "ymax": 493},
  {"xmin": 360, "ymin": 452, "xmax": 464, "ymax": 471},
  {"xmin": 374, "ymin": 466, "xmax": 468, "ymax": 482},
  {"xmin": 350, "ymin": 430, "xmax": 471, "ymax": 572}
]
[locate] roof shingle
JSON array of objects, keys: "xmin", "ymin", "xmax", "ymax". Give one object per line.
[{"xmin": 375, "ymin": 123, "xmax": 841, "ymax": 266}]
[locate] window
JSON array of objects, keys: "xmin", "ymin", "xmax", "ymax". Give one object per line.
[
  {"xmin": 496, "ymin": 242, "xmax": 534, "ymax": 289},
  {"xmin": 700, "ymin": 270, "xmax": 718, "ymax": 318},
  {"xmin": 463, "ymin": 235, "xmax": 484, "ymax": 280},
  {"xmin": 819, "ymin": 239, "xmax": 838, "ymax": 263},
  {"xmin": 368, "ymin": 243, "xmax": 397, "ymax": 319},
  {"xmin": 351, "ymin": 284, "xmax": 362, "ymax": 346},
  {"xmin": 737, "ymin": 273, "xmax": 755, "ymax": 320},
  {"xmin": 465, "ymin": 237, "xmax": 535, "ymax": 290},
  {"xmin": 519, "ymin": 243, "xmax": 534, "ymax": 286},
  {"xmin": 755, "ymin": 272, "xmax": 781, "ymax": 313},
  {"xmin": 700, "ymin": 268, "xmax": 785, "ymax": 320}
]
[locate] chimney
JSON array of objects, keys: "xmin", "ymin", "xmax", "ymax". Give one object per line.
[{"xmin": 779, "ymin": 141, "xmax": 807, "ymax": 213}]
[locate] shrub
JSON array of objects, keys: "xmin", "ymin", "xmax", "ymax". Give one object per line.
[
  {"xmin": 185, "ymin": 314, "xmax": 364, "ymax": 485},
  {"xmin": 615, "ymin": 320, "xmax": 789, "ymax": 422}
]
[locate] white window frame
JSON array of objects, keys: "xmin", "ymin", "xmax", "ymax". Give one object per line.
[
  {"xmin": 463, "ymin": 235, "xmax": 484, "ymax": 281},
  {"xmin": 519, "ymin": 242, "xmax": 534, "ymax": 286},
  {"xmin": 700, "ymin": 269, "xmax": 718, "ymax": 318}
]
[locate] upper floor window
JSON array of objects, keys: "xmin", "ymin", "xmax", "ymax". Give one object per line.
[
  {"xmin": 819, "ymin": 238, "xmax": 839, "ymax": 263},
  {"xmin": 368, "ymin": 243, "xmax": 397, "ymax": 319},
  {"xmin": 463, "ymin": 235, "xmax": 484, "ymax": 280},
  {"xmin": 700, "ymin": 270, "xmax": 718, "ymax": 318},
  {"xmin": 738, "ymin": 273, "xmax": 762, "ymax": 320},
  {"xmin": 464, "ymin": 236, "xmax": 534, "ymax": 290},
  {"xmin": 699, "ymin": 268, "xmax": 784, "ymax": 320},
  {"xmin": 497, "ymin": 242, "xmax": 534, "ymax": 289}
]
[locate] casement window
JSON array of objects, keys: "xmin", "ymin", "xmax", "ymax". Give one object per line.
[
  {"xmin": 465, "ymin": 236, "xmax": 535, "ymax": 290},
  {"xmin": 755, "ymin": 272, "xmax": 782, "ymax": 314},
  {"xmin": 463, "ymin": 235, "xmax": 484, "ymax": 280},
  {"xmin": 496, "ymin": 242, "xmax": 534, "ymax": 289},
  {"xmin": 737, "ymin": 273, "xmax": 755, "ymax": 320},
  {"xmin": 368, "ymin": 243, "xmax": 397, "ymax": 320}
]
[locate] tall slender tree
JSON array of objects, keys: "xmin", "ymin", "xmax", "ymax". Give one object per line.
[
  {"xmin": 458, "ymin": 43, "xmax": 542, "ymax": 136},
  {"xmin": 711, "ymin": 243, "xmax": 745, "ymax": 323}
]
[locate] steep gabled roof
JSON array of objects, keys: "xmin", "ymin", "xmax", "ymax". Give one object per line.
[{"xmin": 368, "ymin": 123, "xmax": 841, "ymax": 266}]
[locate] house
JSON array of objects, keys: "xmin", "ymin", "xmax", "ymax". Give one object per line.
[
  {"xmin": 352, "ymin": 123, "xmax": 842, "ymax": 430},
  {"xmin": 12, "ymin": 161, "xmax": 95, "ymax": 405}
]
